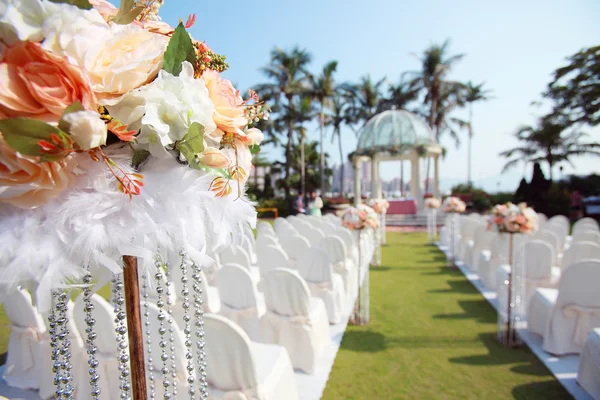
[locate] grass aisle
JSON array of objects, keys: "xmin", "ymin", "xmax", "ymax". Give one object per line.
[{"xmin": 322, "ymin": 232, "xmax": 571, "ymax": 400}]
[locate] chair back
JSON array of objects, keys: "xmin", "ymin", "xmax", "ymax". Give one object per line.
[
  {"xmin": 523, "ymin": 240, "xmax": 555, "ymax": 279},
  {"xmin": 562, "ymin": 241, "xmax": 600, "ymax": 270},
  {"xmin": 282, "ymin": 235, "xmax": 311, "ymax": 260},
  {"xmin": 319, "ymin": 236, "xmax": 347, "ymax": 265},
  {"xmin": 145, "ymin": 303, "xmax": 187, "ymax": 375},
  {"xmin": 533, "ymin": 229, "xmax": 560, "ymax": 253},
  {"xmin": 216, "ymin": 264, "xmax": 259, "ymax": 310},
  {"xmin": 204, "ymin": 314, "xmax": 258, "ymax": 391},
  {"xmin": 4, "ymin": 288, "xmax": 46, "ymax": 332},
  {"xmin": 556, "ymin": 260, "xmax": 600, "ymax": 308},
  {"xmin": 297, "ymin": 248, "xmax": 334, "ymax": 286},
  {"xmin": 220, "ymin": 246, "xmax": 252, "ymax": 270},
  {"xmin": 257, "ymin": 244, "xmax": 290, "ymax": 275},
  {"xmin": 572, "ymin": 230, "xmax": 600, "ymax": 245},
  {"xmin": 573, "ymin": 218, "xmax": 599, "ymax": 234},
  {"xmin": 262, "ymin": 268, "xmax": 312, "ymax": 317}
]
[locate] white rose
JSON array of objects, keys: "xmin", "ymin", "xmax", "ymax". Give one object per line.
[
  {"xmin": 124, "ymin": 62, "xmax": 216, "ymax": 158},
  {"xmin": 0, "ymin": 0, "xmax": 54, "ymax": 44},
  {"xmin": 245, "ymin": 128, "xmax": 264, "ymax": 146},
  {"xmin": 62, "ymin": 110, "xmax": 107, "ymax": 150}
]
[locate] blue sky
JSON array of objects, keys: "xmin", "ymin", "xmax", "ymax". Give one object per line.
[{"xmin": 158, "ymin": 0, "xmax": 600, "ymax": 192}]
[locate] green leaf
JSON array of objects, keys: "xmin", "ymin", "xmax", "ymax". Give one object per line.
[
  {"xmin": 58, "ymin": 101, "xmax": 85, "ymax": 133},
  {"xmin": 112, "ymin": 6, "xmax": 144, "ymax": 24},
  {"xmin": 131, "ymin": 148, "xmax": 151, "ymax": 169},
  {"xmin": 162, "ymin": 23, "xmax": 197, "ymax": 76},
  {"xmin": 249, "ymin": 144, "xmax": 261, "ymax": 155},
  {"xmin": 176, "ymin": 122, "xmax": 205, "ymax": 169},
  {"xmin": 48, "ymin": 0, "xmax": 92, "ymax": 10},
  {"xmin": 0, "ymin": 118, "xmax": 69, "ymax": 161}
]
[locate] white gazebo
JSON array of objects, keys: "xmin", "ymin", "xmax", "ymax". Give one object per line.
[{"xmin": 351, "ymin": 110, "xmax": 442, "ymax": 210}]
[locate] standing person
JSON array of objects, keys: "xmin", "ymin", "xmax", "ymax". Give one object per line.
[
  {"xmin": 571, "ymin": 189, "xmax": 583, "ymax": 220},
  {"xmin": 294, "ymin": 192, "xmax": 306, "ymax": 215},
  {"xmin": 308, "ymin": 191, "xmax": 323, "ymax": 216}
]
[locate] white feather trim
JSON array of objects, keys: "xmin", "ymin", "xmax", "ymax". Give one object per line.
[{"xmin": 0, "ymin": 147, "xmax": 257, "ymax": 312}]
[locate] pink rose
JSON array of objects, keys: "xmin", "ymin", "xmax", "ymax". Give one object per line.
[
  {"xmin": 202, "ymin": 69, "xmax": 248, "ymax": 135},
  {"xmin": 0, "ymin": 41, "xmax": 96, "ymax": 122},
  {"xmin": 89, "ymin": 0, "xmax": 118, "ymax": 21},
  {"xmin": 0, "ymin": 135, "xmax": 78, "ymax": 209}
]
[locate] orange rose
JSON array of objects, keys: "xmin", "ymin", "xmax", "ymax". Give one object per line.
[
  {"xmin": 202, "ymin": 69, "xmax": 248, "ymax": 135},
  {"xmin": 0, "ymin": 135, "xmax": 78, "ymax": 209},
  {"xmin": 0, "ymin": 41, "xmax": 96, "ymax": 122}
]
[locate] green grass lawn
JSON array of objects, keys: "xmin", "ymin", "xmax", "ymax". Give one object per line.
[{"xmin": 322, "ymin": 232, "xmax": 571, "ymax": 400}]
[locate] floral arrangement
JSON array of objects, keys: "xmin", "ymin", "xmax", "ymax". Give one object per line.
[
  {"xmin": 367, "ymin": 198, "xmax": 390, "ymax": 214},
  {"xmin": 425, "ymin": 197, "xmax": 441, "ymax": 209},
  {"xmin": 489, "ymin": 202, "xmax": 538, "ymax": 234},
  {"xmin": 443, "ymin": 196, "xmax": 466, "ymax": 213},
  {"xmin": 342, "ymin": 204, "xmax": 379, "ymax": 230},
  {"xmin": 0, "ymin": 0, "xmax": 267, "ymax": 208},
  {"xmin": 0, "ymin": 0, "xmax": 263, "ymax": 310}
]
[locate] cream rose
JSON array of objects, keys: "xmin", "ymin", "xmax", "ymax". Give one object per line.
[
  {"xmin": 62, "ymin": 110, "xmax": 107, "ymax": 150},
  {"xmin": 197, "ymin": 147, "xmax": 230, "ymax": 169},
  {"xmin": 245, "ymin": 128, "xmax": 264, "ymax": 146},
  {"xmin": 203, "ymin": 69, "xmax": 248, "ymax": 135},
  {"xmin": 0, "ymin": 135, "xmax": 78, "ymax": 209}
]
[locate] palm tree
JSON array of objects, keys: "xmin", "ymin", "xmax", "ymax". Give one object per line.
[
  {"xmin": 325, "ymin": 89, "xmax": 352, "ymax": 196},
  {"xmin": 500, "ymin": 117, "xmax": 600, "ymax": 181},
  {"xmin": 257, "ymin": 47, "xmax": 312, "ymax": 196},
  {"xmin": 343, "ymin": 75, "xmax": 386, "ymax": 134},
  {"xmin": 379, "ymin": 78, "xmax": 420, "ymax": 112},
  {"xmin": 464, "ymin": 81, "xmax": 493, "ymax": 187},
  {"xmin": 311, "ymin": 60, "xmax": 338, "ymax": 196},
  {"xmin": 292, "ymin": 95, "xmax": 316, "ymax": 195}
]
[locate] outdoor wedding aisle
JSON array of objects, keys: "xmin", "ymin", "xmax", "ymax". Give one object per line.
[{"xmin": 322, "ymin": 232, "xmax": 569, "ymax": 399}]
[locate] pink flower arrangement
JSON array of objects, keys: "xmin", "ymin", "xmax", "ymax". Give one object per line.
[
  {"xmin": 367, "ymin": 198, "xmax": 390, "ymax": 214},
  {"xmin": 0, "ymin": 0, "xmax": 268, "ymax": 208},
  {"xmin": 443, "ymin": 196, "xmax": 466, "ymax": 213},
  {"xmin": 342, "ymin": 204, "xmax": 379, "ymax": 230},
  {"xmin": 425, "ymin": 197, "xmax": 441, "ymax": 209},
  {"xmin": 489, "ymin": 202, "xmax": 538, "ymax": 234}
]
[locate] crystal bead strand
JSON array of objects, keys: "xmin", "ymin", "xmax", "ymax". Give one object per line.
[
  {"xmin": 154, "ymin": 258, "xmax": 172, "ymax": 399},
  {"xmin": 190, "ymin": 261, "xmax": 208, "ymax": 399},
  {"xmin": 56, "ymin": 290, "xmax": 74, "ymax": 399},
  {"xmin": 164, "ymin": 262, "xmax": 178, "ymax": 398},
  {"xmin": 47, "ymin": 297, "xmax": 61, "ymax": 397},
  {"xmin": 82, "ymin": 272, "xmax": 101, "ymax": 399},
  {"xmin": 179, "ymin": 251, "xmax": 196, "ymax": 399},
  {"xmin": 141, "ymin": 271, "xmax": 156, "ymax": 400},
  {"xmin": 111, "ymin": 274, "xmax": 131, "ymax": 399}
]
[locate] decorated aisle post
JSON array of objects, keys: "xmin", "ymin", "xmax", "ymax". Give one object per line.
[
  {"xmin": 425, "ymin": 197, "xmax": 441, "ymax": 244},
  {"xmin": 342, "ymin": 204, "xmax": 379, "ymax": 325},
  {"xmin": 442, "ymin": 197, "xmax": 466, "ymax": 268},
  {"xmin": 0, "ymin": 2, "xmax": 266, "ymax": 398},
  {"xmin": 489, "ymin": 202, "xmax": 537, "ymax": 348},
  {"xmin": 367, "ymin": 199, "xmax": 389, "ymax": 266}
]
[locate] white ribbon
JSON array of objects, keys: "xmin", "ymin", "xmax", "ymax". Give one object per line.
[
  {"xmin": 562, "ymin": 304, "xmax": 600, "ymax": 347},
  {"xmin": 10, "ymin": 326, "xmax": 39, "ymax": 371}
]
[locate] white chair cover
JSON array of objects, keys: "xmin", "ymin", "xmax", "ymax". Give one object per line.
[
  {"xmin": 319, "ymin": 236, "xmax": 358, "ymax": 301},
  {"xmin": 257, "ymin": 244, "xmax": 291, "ymax": 276},
  {"xmin": 204, "ymin": 314, "xmax": 298, "ymax": 400},
  {"xmin": 73, "ymin": 294, "xmax": 121, "ymax": 400},
  {"xmin": 573, "ymin": 218, "xmax": 599, "ymax": 234},
  {"xmin": 257, "ymin": 221, "xmax": 274, "ymax": 234},
  {"xmin": 461, "ymin": 224, "xmax": 486, "ymax": 269},
  {"xmin": 528, "ymin": 260, "xmax": 600, "ymax": 355},
  {"xmin": 145, "ymin": 303, "xmax": 191, "ymax": 398},
  {"xmin": 336, "ymin": 228, "xmax": 359, "ymax": 266},
  {"xmin": 241, "ymin": 231, "xmax": 258, "ymax": 265},
  {"xmin": 296, "ymin": 249, "xmax": 345, "ymax": 324},
  {"xmin": 261, "ymin": 269, "xmax": 330, "ymax": 374},
  {"xmin": 170, "ymin": 261, "xmax": 221, "ymax": 316},
  {"xmin": 571, "ymin": 231, "xmax": 600, "ymax": 245},
  {"xmin": 478, "ymin": 233, "xmax": 510, "ymax": 290},
  {"xmin": 219, "ymin": 246, "xmax": 260, "ymax": 281},
  {"xmin": 577, "ymin": 328, "xmax": 600, "ymax": 400},
  {"xmin": 3, "ymin": 288, "xmax": 46, "ymax": 390},
  {"xmin": 533, "ymin": 229, "xmax": 560, "ymax": 255},
  {"xmin": 470, "ymin": 231, "xmax": 496, "ymax": 272},
  {"xmin": 544, "ymin": 221, "xmax": 568, "ymax": 250},
  {"xmin": 256, "ymin": 233, "xmax": 280, "ymax": 250},
  {"xmin": 537, "ymin": 213, "xmax": 548, "ymax": 227},
  {"xmin": 281, "ymin": 234, "xmax": 311, "ymax": 261},
  {"xmin": 522, "ymin": 240, "xmax": 558, "ymax": 308},
  {"xmin": 561, "ymin": 241, "xmax": 600, "ymax": 270},
  {"xmin": 217, "ymin": 264, "xmax": 265, "ymax": 342}
]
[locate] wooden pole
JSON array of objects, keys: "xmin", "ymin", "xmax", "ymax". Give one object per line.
[{"xmin": 123, "ymin": 255, "xmax": 147, "ymax": 400}]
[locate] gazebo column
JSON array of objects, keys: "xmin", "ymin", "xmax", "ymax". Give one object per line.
[
  {"xmin": 371, "ymin": 154, "xmax": 381, "ymax": 199},
  {"xmin": 353, "ymin": 157, "xmax": 362, "ymax": 205},
  {"xmin": 433, "ymin": 155, "xmax": 440, "ymax": 198},
  {"xmin": 410, "ymin": 153, "xmax": 423, "ymax": 210}
]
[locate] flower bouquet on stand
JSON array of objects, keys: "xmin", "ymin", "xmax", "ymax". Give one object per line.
[
  {"xmin": 442, "ymin": 196, "xmax": 466, "ymax": 268},
  {"xmin": 424, "ymin": 197, "xmax": 441, "ymax": 244},
  {"xmin": 342, "ymin": 204, "xmax": 378, "ymax": 325},
  {"xmin": 367, "ymin": 198, "xmax": 389, "ymax": 246},
  {"xmin": 367, "ymin": 198, "xmax": 389, "ymax": 265},
  {"xmin": 0, "ymin": 0, "xmax": 265, "ymax": 398},
  {"xmin": 488, "ymin": 202, "xmax": 538, "ymax": 348}
]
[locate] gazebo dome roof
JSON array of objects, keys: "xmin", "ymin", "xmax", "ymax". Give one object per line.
[{"xmin": 356, "ymin": 110, "xmax": 436, "ymax": 155}]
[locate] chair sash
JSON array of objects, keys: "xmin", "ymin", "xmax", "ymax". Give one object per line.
[
  {"xmin": 562, "ymin": 304, "xmax": 600, "ymax": 347},
  {"xmin": 9, "ymin": 325, "xmax": 39, "ymax": 371}
]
